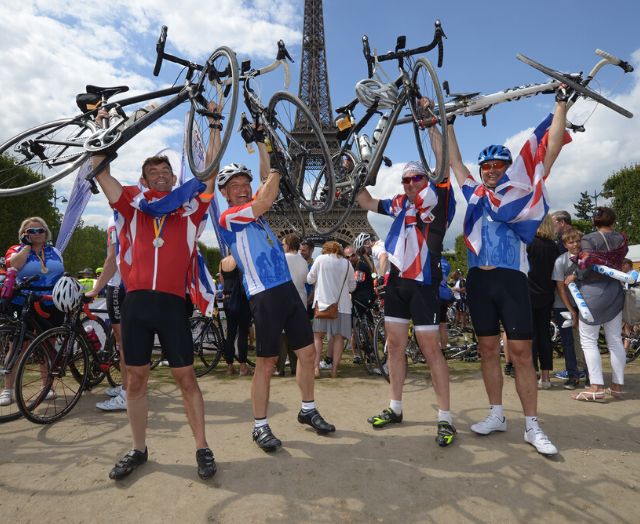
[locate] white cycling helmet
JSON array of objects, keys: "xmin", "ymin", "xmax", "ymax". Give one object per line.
[
  {"xmin": 217, "ymin": 163, "xmax": 253, "ymax": 189},
  {"xmin": 52, "ymin": 276, "xmax": 83, "ymax": 313},
  {"xmin": 355, "ymin": 79, "xmax": 398, "ymax": 109},
  {"xmin": 353, "ymin": 232, "xmax": 371, "ymax": 250}
]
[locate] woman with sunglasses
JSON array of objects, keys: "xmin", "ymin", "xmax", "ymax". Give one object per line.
[
  {"xmin": 445, "ymin": 86, "xmax": 571, "ymax": 456},
  {"xmin": 1, "ymin": 217, "xmax": 64, "ymax": 406}
]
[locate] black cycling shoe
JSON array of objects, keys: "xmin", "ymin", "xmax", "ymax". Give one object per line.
[
  {"xmin": 435, "ymin": 421, "xmax": 457, "ymax": 447},
  {"xmin": 367, "ymin": 407, "xmax": 403, "ymax": 428},
  {"xmin": 297, "ymin": 409, "xmax": 336, "ymax": 435},
  {"xmin": 109, "ymin": 447, "xmax": 148, "ymax": 480},
  {"xmin": 252, "ymin": 424, "xmax": 282, "ymax": 452},
  {"xmin": 196, "ymin": 447, "xmax": 217, "ymax": 480}
]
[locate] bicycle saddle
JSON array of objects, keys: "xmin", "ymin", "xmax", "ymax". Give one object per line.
[
  {"xmin": 85, "ymin": 85, "xmax": 130, "ymax": 98},
  {"xmin": 335, "ymin": 98, "xmax": 359, "ymax": 115}
]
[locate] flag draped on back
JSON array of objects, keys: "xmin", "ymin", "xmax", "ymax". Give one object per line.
[{"xmin": 462, "ymin": 113, "xmax": 571, "ymax": 255}]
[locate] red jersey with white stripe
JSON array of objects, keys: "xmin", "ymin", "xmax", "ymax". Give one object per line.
[{"xmin": 112, "ymin": 186, "xmax": 212, "ymax": 298}]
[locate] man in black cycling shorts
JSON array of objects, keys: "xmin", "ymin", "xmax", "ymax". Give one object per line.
[
  {"xmin": 92, "ymin": 105, "xmax": 219, "ymax": 480},
  {"xmin": 356, "ymin": 152, "xmax": 457, "ymax": 447},
  {"xmin": 217, "ymin": 130, "xmax": 335, "ymax": 453},
  {"xmin": 445, "ymin": 87, "xmax": 570, "ymax": 456}
]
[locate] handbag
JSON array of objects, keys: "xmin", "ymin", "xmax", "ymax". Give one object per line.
[{"xmin": 314, "ymin": 261, "xmax": 349, "ymax": 320}]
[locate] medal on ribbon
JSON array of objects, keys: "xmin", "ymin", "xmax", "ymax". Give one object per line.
[{"xmin": 153, "ymin": 216, "xmax": 167, "ymax": 249}]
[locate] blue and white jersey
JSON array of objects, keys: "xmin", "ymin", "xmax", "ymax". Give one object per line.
[
  {"xmin": 219, "ymin": 201, "xmax": 291, "ymax": 298},
  {"xmin": 467, "ymin": 207, "xmax": 529, "ymax": 273},
  {"xmin": 6, "ymin": 244, "xmax": 64, "ymax": 305}
]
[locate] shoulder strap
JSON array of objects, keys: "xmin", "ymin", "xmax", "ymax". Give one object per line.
[{"xmin": 598, "ymin": 230, "xmax": 611, "ymax": 251}]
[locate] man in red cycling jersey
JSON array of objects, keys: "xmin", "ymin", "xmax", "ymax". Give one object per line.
[{"xmin": 92, "ymin": 106, "xmax": 219, "ymax": 480}]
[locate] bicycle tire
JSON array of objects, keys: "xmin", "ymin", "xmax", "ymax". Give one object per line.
[
  {"xmin": 0, "ymin": 326, "xmax": 36, "ymax": 423},
  {"xmin": 410, "ymin": 57, "xmax": 449, "ymax": 183},
  {"xmin": 15, "ymin": 327, "xmax": 89, "ymax": 424},
  {"xmin": 0, "ymin": 118, "xmax": 95, "ymax": 197},
  {"xmin": 626, "ymin": 338, "xmax": 640, "ymax": 364},
  {"xmin": 103, "ymin": 332, "xmax": 122, "ymax": 388},
  {"xmin": 81, "ymin": 316, "xmax": 110, "ymax": 389},
  {"xmin": 308, "ymin": 150, "xmax": 358, "ymax": 236},
  {"xmin": 516, "ymin": 53, "xmax": 633, "ymax": 118},
  {"xmin": 356, "ymin": 317, "xmax": 378, "ymax": 376},
  {"xmin": 187, "ymin": 46, "xmax": 239, "ymax": 180},
  {"xmin": 373, "ymin": 316, "xmax": 389, "ymax": 382},
  {"xmin": 266, "ymin": 91, "xmax": 335, "ymax": 213},
  {"xmin": 191, "ymin": 316, "xmax": 224, "ymax": 377}
]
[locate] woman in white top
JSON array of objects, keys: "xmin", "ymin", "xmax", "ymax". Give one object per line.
[{"xmin": 307, "ymin": 241, "xmax": 357, "ymax": 377}]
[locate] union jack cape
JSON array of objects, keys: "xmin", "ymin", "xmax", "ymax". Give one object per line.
[{"xmin": 462, "ymin": 113, "xmax": 571, "ymax": 255}]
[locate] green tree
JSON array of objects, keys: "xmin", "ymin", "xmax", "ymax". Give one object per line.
[
  {"xmin": 573, "ymin": 191, "xmax": 594, "ymax": 221},
  {"xmin": 62, "ymin": 224, "xmax": 108, "ymax": 275},
  {"xmin": 0, "ymin": 156, "xmax": 60, "ymax": 254},
  {"xmin": 197, "ymin": 242, "xmax": 222, "ymax": 277},
  {"xmin": 570, "ymin": 218, "xmax": 593, "ymax": 234},
  {"xmin": 602, "ymin": 163, "xmax": 640, "ymax": 243},
  {"xmin": 444, "ymin": 234, "xmax": 468, "ymax": 278}
]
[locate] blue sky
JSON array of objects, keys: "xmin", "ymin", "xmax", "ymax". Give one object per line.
[{"xmin": 1, "ymin": 0, "xmax": 639, "ymax": 249}]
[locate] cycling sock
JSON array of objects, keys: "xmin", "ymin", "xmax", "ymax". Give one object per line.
[
  {"xmin": 438, "ymin": 410, "xmax": 452, "ymax": 424},
  {"xmin": 390, "ymin": 400, "xmax": 403, "ymax": 414},
  {"xmin": 525, "ymin": 416, "xmax": 539, "ymax": 431},
  {"xmin": 301, "ymin": 400, "xmax": 316, "ymax": 412},
  {"xmin": 490, "ymin": 404, "xmax": 504, "ymax": 419},
  {"xmin": 254, "ymin": 417, "xmax": 269, "ymax": 429}
]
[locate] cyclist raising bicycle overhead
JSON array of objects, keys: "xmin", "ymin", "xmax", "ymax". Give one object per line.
[
  {"xmin": 444, "ymin": 86, "xmax": 571, "ymax": 456},
  {"xmin": 356, "ymin": 118, "xmax": 458, "ymax": 447},
  {"xmin": 216, "ymin": 126, "xmax": 335, "ymax": 454},
  {"xmin": 91, "ymin": 104, "xmax": 219, "ymax": 481}
]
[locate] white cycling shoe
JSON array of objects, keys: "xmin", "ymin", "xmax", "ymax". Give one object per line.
[
  {"xmin": 470, "ymin": 414, "xmax": 507, "ymax": 435},
  {"xmin": 96, "ymin": 393, "xmax": 127, "ymax": 412},
  {"xmin": 524, "ymin": 426, "xmax": 558, "ymax": 456}
]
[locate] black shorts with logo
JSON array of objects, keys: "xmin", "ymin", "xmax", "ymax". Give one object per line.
[
  {"xmin": 120, "ymin": 290, "xmax": 193, "ymax": 367},
  {"xmin": 383, "ymin": 273, "xmax": 439, "ymax": 328},
  {"xmin": 106, "ymin": 285, "xmax": 126, "ymax": 325},
  {"xmin": 250, "ymin": 281, "xmax": 314, "ymax": 358}
]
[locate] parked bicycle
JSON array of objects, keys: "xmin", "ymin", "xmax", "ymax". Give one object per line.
[{"xmin": 0, "ymin": 25, "xmax": 239, "ymax": 196}]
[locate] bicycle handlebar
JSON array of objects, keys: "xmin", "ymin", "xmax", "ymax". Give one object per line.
[
  {"xmin": 153, "ymin": 26, "xmax": 168, "ymax": 76},
  {"xmin": 361, "ymin": 20, "xmax": 446, "ymax": 78},
  {"xmin": 241, "ymin": 41, "xmax": 292, "ymax": 90},
  {"xmin": 595, "ymin": 48, "xmax": 634, "ymax": 73}
]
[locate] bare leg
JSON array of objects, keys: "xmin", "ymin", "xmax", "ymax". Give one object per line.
[
  {"xmin": 126, "ymin": 364, "xmax": 150, "ymax": 450},
  {"xmin": 171, "ymin": 365, "xmax": 208, "ymax": 449},
  {"xmin": 416, "ymin": 329, "xmax": 450, "ymax": 411},
  {"xmin": 508, "ymin": 339, "xmax": 538, "ymax": 416},
  {"xmin": 294, "ymin": 344, "xmax": 316, "ymax": 401},
  {"xmin": 330, "ymin": 335, "xmax": 345, "ymax": 378},
  {"xmin": 477, "ymin": 335, "xmax": 503, "ymax": 406},
  {"xmin": 385, "ymin": 321, "xmax": 409, "ymax": 401},
  {"xmin": 251, "ymin": 356, "xmax": 277, "ymax": 419}
]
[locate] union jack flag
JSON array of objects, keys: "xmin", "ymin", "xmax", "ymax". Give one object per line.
[{"xmin": 462, "ymin": 113, "xmax": 571, "ymax": 255}]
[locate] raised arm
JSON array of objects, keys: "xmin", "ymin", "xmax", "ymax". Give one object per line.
[
  {"xmin": 251, "ymin": 141, "xmax": 280, "ymax": 217},
  {"xmin": 542, "ymin": 94, "xmax": 569, "ymax": 177},
  {"xmin": 92, "ymin": 109, "xmax": 123, "ymax": 203},
  {"xmin": 356, "ymin": 187, "xmax": 379, "ymax": 213},
  {"xmin": 447, "ymin": 124, "xmax": 472, "ymax": 189}
]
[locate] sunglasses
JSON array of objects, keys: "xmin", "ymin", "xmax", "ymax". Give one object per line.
[
  {"xmin": 25, "ymin": 228, "xmax": 46, "ymax": 234},
  {"xmin": 480, "ymin": 160, "xmax": 508, "ymax": 173},
  {"xmin": 401, "ymin": 174, "xmax": 426, "ymax": 184}
]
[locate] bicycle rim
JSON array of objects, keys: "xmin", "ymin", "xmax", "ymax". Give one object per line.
[
  {"xmin": 516, "ymin": 53, "xmax": 633, "ymax": 118},
  {"xmin": 0, "ymin": 119, "xmax": 94, "ymax": 197},
  {"xmin": 411, "ymin": 58, "xmax": 449, "ymax": 183},
  {"xmin": 187, "ymin": 46, "xmax": 239, "ymax": 180},
  {"xmin": 308, "ymin": 151, "xmax": 357, "ymax": 236},
  {"xmin": 15, "ymin": 327, "xmax": 88, "ymax": 424},
  {"xmin": 266, "ymin": 91, "xmax": 335, "ymax": 212},
  {"xmin": 0, "ymin": 326, "xmax": 35, "ymax": 423}
]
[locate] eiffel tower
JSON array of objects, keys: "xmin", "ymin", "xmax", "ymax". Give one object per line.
[{"xmin": 265, "ymin": 0, "xmax": 376, "ymax": 246}]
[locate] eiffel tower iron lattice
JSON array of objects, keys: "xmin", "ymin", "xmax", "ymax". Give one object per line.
[{"xmin": 265, "ymin": 0, "xmax": 376, "ymax": 246}]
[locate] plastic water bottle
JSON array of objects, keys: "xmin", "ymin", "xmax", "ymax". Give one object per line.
[
  {"xmin": 84, "ymin": 326, "xmax": 102, "ymax": 352},
  {"xmin": 358, "ymin": 134, "xmax": 372, "ymax": 162},
  {"xmin": 372, "ymin": 114, "xmax": 389, "ymax": 145}
]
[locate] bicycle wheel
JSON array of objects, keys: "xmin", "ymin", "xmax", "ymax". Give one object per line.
[
  {"xmin": 187, "ymin": 46, "xmax": 239, "ymax": 180},
  {"xmin": 516, "ymin": 53, "xmax": 633, "ymax": 118},
  {"xmin": 356, "ymin": 317, "xmax": 378, "ymax": 376},
  {"xmin": 15, "ymin": 327, "xmax": 89, "ymax": 424},
  {"xmin": 191, "ymin": 316, "xmax": 224, "ymax": 377},
  {"xmin": 308, "ymin": 150, "xmax": 358, "ymax": 236},
  {"xmin": 266, "ymin": 91, "xmax": 335, "ymax": 212},
  {"xmin": 0, "ymin": 119, "xmax": 95, "ymax": 197},
  {"xmin": 626, "ymin": 338, "xmax": 640, "ymax": 363},
  {"xmin": 103, "ymin": 332, "xmax": 122, "ymax": 388},
  {"xmin": 0, "ymin": 326, "xmax": 35, "ymax": 423},
  {"xmin": 410, "ymin": 57, "xmax": 449, "ymax": 183},
  {"xmin": 81, "ymin": 316, "xmax": 110, "ymax": 388},
  {"xmin": 268, "ymin": 196, "xmax": 307, "ymax": 238},
  {"xmin": 373, "ymin": 317, "xmax": 389, "ymax": 382}
]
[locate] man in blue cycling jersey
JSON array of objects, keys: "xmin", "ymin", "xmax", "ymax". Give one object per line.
[
  {"xmin": 445, "ymin": 87, "xmax": 571, "ymax": 456},
  {"xmin": 217, "ymin": 130, "xmax": 335, "ymax": 453}
]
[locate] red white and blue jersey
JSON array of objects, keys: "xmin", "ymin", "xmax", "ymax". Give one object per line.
[
  {"xmin": 112, "ymin": 185, "xmax": 212, "ymax": 298},
  {"xmin": 378, "ymin": 182, "xmax": 439, "ymax": 285},
  {"xmin": 462, "ymin": 113, "xmax": 571, "ymax": 274},
  {"xmin": 219, "ymin": 200, "xmax": 291, "ymax": 297},
  {"xmin": 5, "ymin": 244, "xmax": 64, "ymax": 305}
]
